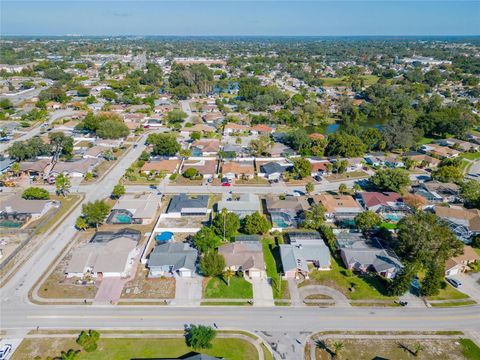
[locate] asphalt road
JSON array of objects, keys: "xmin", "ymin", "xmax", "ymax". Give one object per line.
[{"xmin": 0, "ymin": 109, "xmax": 77, "ymax": 153}]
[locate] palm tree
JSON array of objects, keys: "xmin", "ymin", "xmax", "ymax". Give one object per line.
[
  {"xmin": 413, "ymin": 343, "xmax": 423, "ymax": 357},
  {"xmin": 55, "ymin": 173, "xmax": 71, "ymax": 196},
  {"xmin": 60, "ymin": 349, "xmax": 80, "ymax": 360},
  {"xmin": 332, "ymin": 341, "xmax": 344, "ymax": 358},
  {"xmin": 223, "ymin": 269, "xmax": 235, "ymax": 287}
]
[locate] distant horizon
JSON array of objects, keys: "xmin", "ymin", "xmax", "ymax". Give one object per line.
[{"xmin": 2, "ymin": 1, "xmax": 479, "ymax": 37}]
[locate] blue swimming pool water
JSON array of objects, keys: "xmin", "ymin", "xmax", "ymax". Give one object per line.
[{"xmin": 115, "ymin": 214, "xmax": 133, "ymax": 224}]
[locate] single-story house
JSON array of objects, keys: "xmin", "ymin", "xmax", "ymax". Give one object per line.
[
  {"xmin": 217, "ymin": 193, "xmax": 261, "ymax": 219},
  {"xmin": 415, "ymin": 181, "xmax": 459, "ymax": 203},
  {"xmin": 280, "ymin": 231, "xmax": 331, "ymax": 279},
  {"xmin": 147, "ymin": 242, "xmax": 198, "ymax": 278},
  {"xmin": 65, "ymin": 229, "xmax": 140, "ymax": 278},
  {"xmin": 181, "ymin": 159, "xmax": 217, "ymax": 179},
  {"xmin": 404, "ymin": 152, "xmax": 441, "ymax": 169},
  {"xmin": 259, "ymin": 161, "xmax": 292, "ymax": 181},
  {"xmin": 0, "ymin": 194, "xmax": 53, "ymax": 219},
  {"xmin": 49, "ymin": 158, "xmax": 100, "ymax": 178},
  {"xmin": 166, "ymin": 194, "xmax": 209, "ymax": 217},
  {"xmin": 445, "ymin": 245, "xmax": 479, "ymax": 276},
  {"xmin": 313, "ymin": 194, "xmax": 363, "ymax": 221},
  {"xmin": 435, "ymin": 206, "xmax": 480, "ymax": 243},
  {"xmin": 218, "ymin": 241, "xmax": 266, "ymax": 279},
  {"xmin": 308, "ymin": 159, "xmax": 332, "ymax": 177},
  {"xmin": 267, "ymin": 142, "xmax": 293, "ymax": 157},
  {"xmin": 19, "ymin": 159, "xmax": 51, "ymax": 176},
  {"xmin": 223, "ymin": 123, "xmax": 250, "ymax": 135},
  {"xmin": 203, "ymin": 112, "xmax": 224, "ymax": 124},
  {"xmin": 109, "ymin": 193, "xmax": 160, "ymax": 225},
  {"xmin": 265, "ymin": 195, "xmax": 310, "ymax": 229},
  {"xmin": 438, "ymin": 139, "xmax": 480, "ymax": 152},
  {"xmin": 191, "ymin": 139, "xmax": 220, "ymax": 156},
  {"xmin": 335, "ymin": 231, "xmax": 402, "ymax": 279},
  {"xmin": 358, "ymin": 192, "xmax": 410, "ymax": 221},
  {"xmin": 420, "ymin": 144, "xmax": 460, "ymax": 159},
  {"xmin": 251, "ymin": 124, "xmax": 274, "ymax": 136},
  {"xmin": 180, "ymin": 124, "xmax": 216, "ymax": 136},
  {"xmin": 221, "ymin": 161, "xmax": 255, "ymax": 180},
  {"xmin": 82, "ymin": 145, "xmax": 108, "ymax": 159},
  {"xmin": 141, "ymin": 159, "xmax": 180, "ymax": 176}
]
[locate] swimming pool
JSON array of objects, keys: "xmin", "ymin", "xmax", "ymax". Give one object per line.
[
  {"xmin": 383, "ymin": 214, "xmax": 402, "ymax": 222},
  {"xmin": 271, "ymin": 212, "xmax": 292, "ymax": 228}
]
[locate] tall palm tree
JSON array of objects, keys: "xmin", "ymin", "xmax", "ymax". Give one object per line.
[
  {"xmin": 332, "ymin": 341, "xmax": 344, "ymax": 358},
  {"xmin": 223, "ymin": 269, "xmax": 235, "ymax": 287}
]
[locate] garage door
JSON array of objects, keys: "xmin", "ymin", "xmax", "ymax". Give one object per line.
[
  {"xmin": 250, "ymin": 270, "xmax": 261, "ymax": 278},
  {"xmin": 179, "ymin": 269, "xmax": 192, "ymax": 277}
]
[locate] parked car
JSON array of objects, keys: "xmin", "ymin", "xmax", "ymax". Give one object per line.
[
  {"xmin": 0, "ymin": 344, "xmax": 12, "ymax": 360},
  {"xmin": 446, "ymin": 278, "xmax": 462, "ymax": 288},
  {"xmin": 221, "ymin": 182, "xmax": 231, "ymax": 187}
]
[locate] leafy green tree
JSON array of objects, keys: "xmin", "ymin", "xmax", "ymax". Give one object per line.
[
  {"xmin": 0, "ymin": 98, "xmax": 13, "ymax": 109},
  {"xmin": 338, "ymin": 183, "xmax": 348, "ymax": 194},
  {"xmin": 111, "ymin": 183, "xmax": 125, "ymax": 199},
  {"xmin": 420, "ymin": 262, "xmax": 444, "ymax": 296},
  {"xmin": 292, "ymin": 157, "xmax": 312, "ymax": 179},
  {"xmin": 75, "ymin": 216, "xmax": 88, "ymax": 231},
  {"xmin": 388, "ymin": 263, "xmax": 415, "ymax": 296},
  {"xmin": 200, "ymin": 251, "xmax": 226, "ymax": 277},
  {"xmin": 8, "ymin": 137, "xmax": 51, "ymax": 161},
  {"xmin": 242, "ymin": 211, "xmax": 271, "ymax": 235},
  {"xmin": 212, "ymin": 209, "xmax": 240, "ymax": 240},
  {"xmin": 193, "ymin": 226, "xmax": 221, "ymax": 253},
  {"xmin": 461, "ymin": 180, "xmax": 480, "ymax": 209},
  {"xmin": 77, "ymin": 87, "xmax": 90, "ymax": 97},
  {"xmin": 147, "ymin": 133, "xmax": 180, "ymax": 156},
  {"xmin": 190, "ymin": 131, "xmax": 201, "ymax": 141},
  {"xmin": 76, "ymin": 330, "xmax": 100, "ymax": 352},
  {"xmin": 96, "ymin": 119, "xmax": 129, "ymax": 139},
  {"xmin": 183, "ymin": 168, "xmax": 199, "ymax": 179},
  {"xmin": 332, "ymin": 341, "xmax": 344, "ymax": 358},
  {"xmin": 55, "ymin": 173, "xmax": 71, "ymax": 196},
  {"xmin": 185, "ymin": 324, "xmax": 217, "ymax": 350},
  {"xmin": 81, "ymin": 200, "xmax": 110, "ymax": 229},
  {"xmin": 166, "ymin": 109, "xmax": 187, "ymax": 124},
  {"xmin": 355, "ymin": 211, "xmax": 382, "ymax": 232},
  {"xmin": 22, "ymin": 187, "xmax": 50, "ymax": 200},
  {"xmin": 48, "ymin": 132, "xmax": 73, "ymax": 159},
  {"xmin": 301, "ymin": 204, "xmax": 325, "ymax": 230},
  {"xmin": 369, "ymin": 169, "xmax": 411, "ymax": 193},
  {"xmin": 432, "ymin": 165, "xmax": 463, "ymax": 184},
  {"xmin": 325, "ymin": 133, "xmax": 367, "ymax": 157},
  {"xmin": 10, "ymin": 162, "xmax": 21, "ymax": 176},
  {"xmin": 306, "ymin": 182, "xmax": 314, "ymax": 195}
]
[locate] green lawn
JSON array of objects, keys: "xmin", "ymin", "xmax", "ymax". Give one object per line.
[
  {"xmin": 459, "ymin": 338, "xmax": 480, "ymax": 360},
  {"xmin": 380, "ymin": 222, "xmax": 398, "ymax": 230},
  {"xmin": 13, "ymin": 337, "xmax": 258, "ymax": 360},
  {"xmin": 417, "ymin": 136, "xmax": 435, "ymax": 145},
  {"xmin": 303, "ymin": 258, "xmax": 395, "ymax": 300},
  {"xmin": 35, "ymin": 194, "xmax": 82, "ymax": 235},
  {"xmin": 204, "ymin": 276, "xmax": 253, "ymax": 299},
  {"xmin": 262, "ymin": 238, "xmax": 290, "ymax": 299},
  {"xmin": 460, "ymin": 152, "xmax": 480, "ymax": 161},
  {"xmin": 427, "ymin": 281, "xmax": 470, "ymax": 301}
]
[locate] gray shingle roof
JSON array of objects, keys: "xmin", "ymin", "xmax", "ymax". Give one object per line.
[
  {"xmin": 148, "ymin": 242, "xmax": 198, "ymax": 272},
  {"xmin": 167, "ymin": 194, "xmax": 209, "ymax": 214},
  {"xmin": 279, "ymin": 243, "xmax": 330, "ymax": 273}
]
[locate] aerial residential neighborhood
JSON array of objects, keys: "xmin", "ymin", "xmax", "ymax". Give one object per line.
[{"xmin": 0, "ymin": 2, "xmax": 480, "ymax": 359}]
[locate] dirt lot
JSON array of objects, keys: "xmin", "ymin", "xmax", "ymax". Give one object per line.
[
  {"xmin": 315, "ymin": 338, "xmax": 469, "ymax": 360},
  {"xmin": 0, "ymin": 232, "xmax": 30, "ymax": 261},
  {"xmin": 121, "ymin": 266, "xmax": 175, "ymax": 299},
  {"xmin": 156, "ymin": 215, "xmax": 209, "ymax": 230}
]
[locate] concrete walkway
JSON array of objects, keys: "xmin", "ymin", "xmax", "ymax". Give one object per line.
[
  {"xmin": 251, "ymin": 278, "xmax": 275, "ymax": 307},
  {"xmin": 299, "ymin": 285, "xmax": 351, "ymax": 307},
  {"xmin": 171, "ymin": 277, "xmax": 202, "ymax": 306},
  {"xmin": 287, "ymin": 278, "xmax": 303, "ymax": 306}
]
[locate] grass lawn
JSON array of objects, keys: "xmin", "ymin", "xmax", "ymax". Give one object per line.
[
  {"xmin": 262, "ymin": 238, "xmax": 290, "ymax": 299},
  {"xmin": 302, "ymin": 258, "xmax": 395, "ymax": 300},
  {"xmin": 427, "ymin": 282, "xmax": 470, "ymax": 301},
  {"xmin": 430, "ymin": 300, "xmax": 477, "ymax": 307},
  {"xmin": 13, "ymin": 337, "xmax": 258, "ymax": 360},
  {"xmin": 236, "ymin": 177, "xmax": 270, "ymax": 186},
  {"xmin": 460, "ymin": 152, "xmax": 480, "ymax": 161},
  {"xmin": 417, "ymin": 136, "xmax": 435, "ymax": 145},
  {"xmin": 459, "ymin": 338, "xmax": 480, "ymax": 359},
  {"xmin": 204, "ymin": 276, "xmax": 253, "ymax": 299},
  {"xmin": 475, "ymin": 248, "xmax": 480, "ymax": 257},
  {"xmin": 379, "ymin": 222, "xmax": 397, "ymax": 230},
  {"xmin": 315, "ymin": 338, "xmax": 474, "ymax": 360},
  {"xmin": 324, "ymin": 170, "xmax": 369, "ymax": 182}
]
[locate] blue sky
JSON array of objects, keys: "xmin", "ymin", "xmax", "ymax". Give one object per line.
[{"xmin": 1, "ymin": 1, "xmax": 479, "ymax": 36}]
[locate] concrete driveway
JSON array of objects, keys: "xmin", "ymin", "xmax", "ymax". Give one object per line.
[
  {"xmin": 252, "ymin": 278, "xmax": 275, "ymax": 307},
  {"xmin": 94, "ymin": 277, "xmax": 126, "ymax": 305},
  {"xmin": 298, "ymin": 285, "xmax": 351, "ymax": 307},
  {"xmin": 172, "ymin": 276, "xmax": 203, "ymax": 306},
  {"xmin": 451, "ymin": 272, "xmax": 480, "ymax": 302}
]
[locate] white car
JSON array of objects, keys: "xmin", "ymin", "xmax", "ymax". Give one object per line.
[{"xmin": 0, "ymin": 344, "xmax": 12, "ymax": 360}]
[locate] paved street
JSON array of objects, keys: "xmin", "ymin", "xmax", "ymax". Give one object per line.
[{"xmin": 0, "ymin": 109, "xmax": 77, "ymax": 153}]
